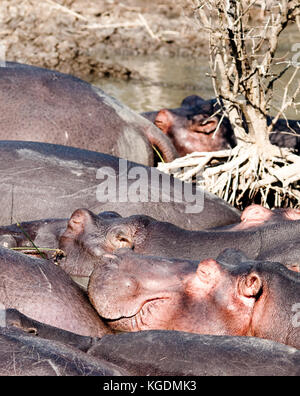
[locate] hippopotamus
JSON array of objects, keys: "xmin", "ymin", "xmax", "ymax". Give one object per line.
[
  {"xmin": 0, "ymin": 327, "xmax": 127, "ymax": 376},
  {"xmin": 142, "ymin": 95, "xmax": 236, "ymax": 156},
  {"xmin": 0, "ymin": 61, "xmax": 177, "ymax": 166},
  {"xmin": 57, "ymin": 208, "xmax": 300, "ymax": 276},
  {"xmin": 0, "ymin": 247, "xmax": 110, "ymax": 337},
  {"xmin": 211, "ymin": 204, "xmax": 300, "ymax": 231},
  {"xmin": 142, "ymin": 95, "xmax": 300, "ymax": 156},
  {"xmin": 4, "ymin": 308, "xmax": 99, "ymax": 352},
  {"xmin": 0, "ymin": 211, "xmax": 119, "ymax": 252},
  {"xmin": 4, "ymin": 310, "xmax": 300, "ymax": 376},
  {"xmin": 87, "ymin": 249, "xmax": 300, "ymax": 349},
  {"xmin": 89, "ymin": 331, "xmax": 300, "ymax": 376},
  {"xmin": 0, "ymin": 141, "xmax": 240, "ymax": 230}
]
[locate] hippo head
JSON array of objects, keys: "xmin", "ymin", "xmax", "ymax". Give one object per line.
[
  {"xmin": 239, "ymin": 205, "xmax": 300, "ymax": 229},
  {"xmin": 271, "ymin": 207, "xmax": 300, "ymax": 221},
  {"xmin": 154, "ymin": 96, "xmax": 236, "ymax": 156},
  {"xmin": 88, "ymin": 250, "xmax": 194, "ymax": 332},
  {"xmin": 59, "ymin": 208, "xmax": 155, "ymax": 276},
  {"xmin": 87, "ymin": 249, "xmax": 270, "ymax": 336},
  {"xmin": 59, "ymin": 208, "xmax": 122, "ymax": 276}
]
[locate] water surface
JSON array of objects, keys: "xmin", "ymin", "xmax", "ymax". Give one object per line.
[{"xmin": 93, "ymin": 25, "xmax": 299, "ymax": 119}]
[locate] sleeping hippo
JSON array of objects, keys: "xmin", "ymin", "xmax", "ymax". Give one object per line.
[
  {"xmin": 4, "ymin": 309, "xmax": 299, "ymax": 376},
  {"xmin": 57, "ymin": 208, "xmax": 300, "ymax": 275},
  {"xmin": 87, "ymin": 249, "xmax": 300, "ymax": 349}
]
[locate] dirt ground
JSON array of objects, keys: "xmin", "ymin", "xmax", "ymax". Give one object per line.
[{"xmin": 0, "ymin": 0, "xmax": 209, "ymax": 80}]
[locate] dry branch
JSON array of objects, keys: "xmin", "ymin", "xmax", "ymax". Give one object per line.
[{"xmin": 161, "ymin": 0, "xmax": 300, "ymax": 209}]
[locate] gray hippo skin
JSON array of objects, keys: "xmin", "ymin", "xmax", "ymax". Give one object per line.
[
  {"xmin": 87, "ymin": 249, "xmax": 300, "ymax": 349},
  {"xmin": 0, "ymin": 327, "xmax": 127, "ymax": 376},
  {"xmin": 0, "ymin": 247, "xmax": 110, "ymax": 337},
  {"xmin": 142, "ymin": 94, "xmax": 300, "ymax": 156},
  {"xmin": 4, "ymin": 309, "xmax": 98, "ymax": 352},
  {"xmin": 0, "ymin": 62, "xmax": 177, "ymax": 166},
  {"xmin": 58, "ymin": 208, "xmax": 300, "ymax": 275},
  {"xmin": 0, "ymin": 141, "xmax": 240, "ymax": 230},
  {"xmin": 3, "ymin": 309, "xmax": 299, "ymax": 376},
  {"xmin": 88, "ymin": 331, "xmax": 300, "ymax": 376}
]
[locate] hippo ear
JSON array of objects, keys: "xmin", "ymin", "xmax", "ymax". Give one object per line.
[
  {"xmin": 154, "ymin": 110, "xmax": 174, "ymax": 135},
  {"xmin": 106, "ymin": 225, "xmax": 134, "ymax": 250},
  {"xmin": 241, "ymin": 205, "xmax": 272, "ymax": 223},
  {"xmin": 66, "ymin": 208, "xmax": 95, "ymax": 236},
  {"xmin": 181, "ymin": 95, "xmax": 205, "ymax": 108},
  {"xmin": 190, "ymin": 115, "xmax": 218, "ymax": 134},
  {"xmin": 239, "ymin": 272, "xmax": 262, "ymax": 298}
]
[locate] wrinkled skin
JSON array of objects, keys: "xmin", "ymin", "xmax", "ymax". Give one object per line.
[
  {"xmin": 58, "ymin": 208, "xmax": 300, "ymax": 276},
  {"xmin": 89, "ymin": 330, "xmax": 300, "ymax": 376},
  {"xmin": 0, "ymin": 141, "xmax": 240, "ymax": 230},
  {"xmin": 88, "ymin": 249, "xmax": 300, "ymax": 349},
  {"xmin": 142, "ymin": 95, "xmax": 300, "ymax": 156},
  {"xmin": 0, "ymin": 62, "xmax": 177, "ymax": 166},
  {"xmin": 0, "ymin": 247, "xmax": 110, "ymax": 337},
  {"xmin": 0, "ymin": 327, "xmax": 127, "ymax": 376},
  {"xmin": 211, "ymin": 204, "xmax": 300, "ymax": 232}
]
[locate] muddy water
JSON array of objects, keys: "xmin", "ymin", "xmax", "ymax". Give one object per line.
[
  {"xmin": 93, "ymin": 26, "xmax": 299, "ymax": 119},
  {"xmin": 93, "ymin": 55, "xmax": 214, "ymax": 113}
]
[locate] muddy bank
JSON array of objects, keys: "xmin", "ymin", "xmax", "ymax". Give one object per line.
[{"xmin": 0, "ymin": 0, "xmax": 207, "ymax": 80}]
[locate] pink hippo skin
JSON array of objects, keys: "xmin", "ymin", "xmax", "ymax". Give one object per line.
[
  {"xmin": 211, "ymin": 204, "xmax": 300, "ymax": 232},
  {"xmin": 87, "ymin": 249, "xmax": 300, "ymax": 350},
  {"xmin": 142, "ymin": 95, "xmax": 236, "ymax": 156}
]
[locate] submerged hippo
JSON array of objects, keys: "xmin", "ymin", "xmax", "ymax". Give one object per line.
[
  {"xmin": 142, "ymin": 95, "xmax": 300, "ymax": 156},
  {"xmin": 87, "ymin": 249, "xmax": 300, "ymax": 349},
  {"xmin": 0, "ymin": 141, "xmax": 240, "ymax": 230},
  {"xmin": 0, "ymin": 247, "xmax": 109, "ymax": 337},
  {"xmin": 57, "ymin": 208, "xmax": 300, "ymax": 276},
  {"xmin": 0, "ymin": 62, "xmax": 177, "ymax": 166}
]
